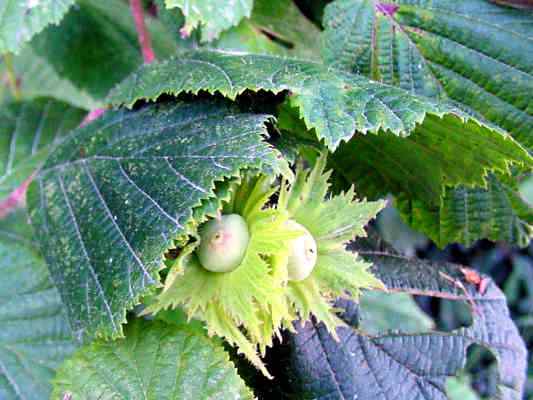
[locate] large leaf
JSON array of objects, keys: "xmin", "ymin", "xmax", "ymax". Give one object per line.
[
  {"xmin": 321, "ymin": 0, "xmax": 533, "ymax": 149},
  {"xmin": 0, "ymin": 210, "xmax": 76, "ymax": 400},
  {"xmin": 0, "ymin": 98, "xmax": 85, "ymax": 201},
  {"xmin": 287, "ymin": 251, "xmax": 527, "ymax": 400},
  {"xmin": 107, "ymin": 50, "xmax": 529, "ymax": 162},
  {"xmin": 52, "ymin": 319, "xmax": 253, "ymax": 399},
  {"xmin": 165, "ymin": 0, "xmax": 253, "ymax": 42},
  {"xmin": 0, "ymin": 0, "xmax": 75, "ymax": 54},
  {"xmin": 0, "ymin": 46, "xmax": 100, "ymax": 110},
  {"xmin": 320, "ymin": 0, "xmax": 533, "ymax": 246},
  {"xmin": 30, "ymin": 0, "xmax": 178, "ymax": 100},
  {"xmin": 27, "ymin": 99, "xmax": 284, "ymax": 340}
]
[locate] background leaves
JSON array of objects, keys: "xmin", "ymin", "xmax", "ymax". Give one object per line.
[
  {"xmin": 0, "ymin": 98, "xmax": 85, "ymax": 201},
  {"xmin": 0, "ymin": 210, "xmax": 75, "ymax": 400},
  {"xmin": 320, "ymin": 0, "xmax": 533, "ymax": 247},
  {"xmin": 27, "ymin": 99, "xmax": 283, "ymax": 340},
  {"xmin": 29, "ymin": 0, "xmax": 178, "ymax": 101},
  {"xmin": 0, "ymin": 0, "xmax": 75, "ymax": 54},
  {"xmin": 286, "ymin": 251, "xmax": 527, "ymax": 399},
  {"xmin": 164, "ymin": 0, "xmax": 253, "ymax": 42}
]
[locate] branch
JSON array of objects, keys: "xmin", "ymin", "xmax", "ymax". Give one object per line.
[{"xmin": 130, "ymin": 0, "xmax": 156, "ymax": 64}]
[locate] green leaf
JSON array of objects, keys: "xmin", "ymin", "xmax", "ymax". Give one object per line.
[
  {"xmin": 0, "ymin": 98, "xmax": 85, "ymax": 201},
  {"xmin": 165, "ymin": 0, "xmax": 253, "ymax": 42},
  {"xmin": 321, "ymin": 0, "xmax": 533, "ymax": 149},
  {"xmin": 320, "ymin": 0, "xmax": 533, "ymax": 246},
  {"xmin": 52, "ymin": 319, "xmax": 254, "ymax": 400},
  {"xmin": 359, "ymin": 291, "xmax": 434, "ymax": 335},
  {"xmin": 331, "ymin": 116, "xmax": 532, "ymax": 205},
  {"xmin": 397, "ymin": 174, "xmax": 533, "ymax": 248},
  {"xmin": 447, "ymin": 375, "xmax": 480, "ymax": 400},
  {"xmin": 108, "ymin": 50, "xmax": 530, "ymax": 157},
  {"xmin": 27, "ymin": 99, "xmax": 284, "ymax": 340},
  {"xmin": 214, "ymin": 0, "xmax": 321, "ymax": 59},
  {"xmin": 30, "ymin": 0, "xmax": 178, "ymax": 100},
  {"xmin": 287, "ymin": 250, "xmax": 527, "ymax": 399},
  {"xmin": 0, "ymin": 0, "xmax": 75, "ymax": 55},
  {"xmin": 0, "ymin": 46, "xmax": 100, "ymax": 110},
  {"xmin": 0, "ymin": 209, "xmax": 76, "ymax": 400}
]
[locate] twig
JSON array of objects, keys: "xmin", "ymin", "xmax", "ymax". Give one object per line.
[
  {"xmin": 3, "ymin": 53, "xmax": 21, "ymax": 100},
  {"xmin": 130, "ymin": 0, "xmax": 156, "ymax": 64}
]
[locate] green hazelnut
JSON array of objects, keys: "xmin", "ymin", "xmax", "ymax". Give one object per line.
[
  {"xmin": 197, "ymin": 214, "xmax": 250, "ymax": 273},
  {"xmin": 286, "ymin": 220, "xmax": 317, "ymax": 281}
]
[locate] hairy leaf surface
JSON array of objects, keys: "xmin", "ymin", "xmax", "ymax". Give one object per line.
[
  {"xmin": 107, "ymin": 49, "xmax": 530, "ymax": 160},
  {"xmin": 165, "ymin": 0, "xmax": 253, "ymax": 42},
  {"xmin": 0, "ymin": 98, "xmax": 85, "ymax": 200},
  {"xmin": 0, "ymin": 210, "xmax": 75, "ymax": 400},
  {"xmin": 0, "ymin": 0, "xmax": 75, "ymax": 54},
  {"xmin": 30, "ymin": 0, "xmax": 178, "ymax": 100},
  {"xmin": 322, "ymin": 0, "xmax": 533, "ymax": 148},
  {"xmin": 321, "ymin": 0, "xmax": 533, "ymax": 246},
  {"xmin": 52, "ymin": 320, "xmax": 253, "ymax": 400},
  {"xmin": 27, "ymin": 100, "xmax": 283, "ymax": 340},
  {"xmin": 288, "ymin": 250, "xmax": 527, "ymax": 399}
]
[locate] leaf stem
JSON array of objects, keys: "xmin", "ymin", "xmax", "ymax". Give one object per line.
[
  {"xmin": 3, "ymin": 53, "xmax": 21, "ymax": 101},
  {"xmin": 129, "ymin": 0, "xmax": 156, "ymax": 64}
]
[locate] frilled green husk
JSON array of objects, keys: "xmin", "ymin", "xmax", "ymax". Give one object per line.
[{"xmin": 148, "ymin": 154, "xmax": 385, "ymax": 377}]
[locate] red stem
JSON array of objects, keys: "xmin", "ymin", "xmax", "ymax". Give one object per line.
[
  {"xmin": 0, "ymin": 177, "xmax": 32, "ymax": 218},
  {"xmin": 130, "ymin": 0, "xmax": 156, "ymax": 64}
]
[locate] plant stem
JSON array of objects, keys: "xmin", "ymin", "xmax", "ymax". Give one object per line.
[
  {"xmin": 0, "ymin": 176, "xmax": 32, "ymax": 219},
  {"xmin": 3, "ymin": 53, "xmax": 21, "ymax": 101},
  {"xmin": 129, "ymin": 0, "xmax": 155, "ymax": 64},
  {"xmin": 80, "ymin": 108, "xmax": 106, "ymax": 127}
]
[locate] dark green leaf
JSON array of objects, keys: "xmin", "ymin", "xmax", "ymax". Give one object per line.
[
  {"xmin": 320, "ymin": 0, "xmax": 533, "ymax": 247},
  {"xmin": 52, "ymin": 319, "xmax": 253, "ymax": 400},
  {"xmin": 321, "ymin": 0, "xmax": 533, "ymax": 149},
  {"xmin": 0, "ymin": 0, "xmax": 75, "ymax": 54},
  {"xmin": 30, "ymin": 0, "xmax": 178, "ymax": 100},
  {"xmin": 0, "ymin": 98, "xmax": 85, "ymax": 200},
  {"xmin": 0, "ymin": 210, "xmax": 75, "ymax": 400},
  {"xmin": 27, "ymin": 99, "xmax": 283, "ymax": 340},
  {"xmin": 107, "ymin": 49, "xmax": 530, "ymax": 164},
  {"xmin": 287, "ymin": 251, "xmax": 527, "ymax": 399}
]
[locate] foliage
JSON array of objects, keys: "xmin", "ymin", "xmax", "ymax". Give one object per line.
[
  {"xmin": 52, "ymin": 319, "xmax": 253, "ymax": 400},
  {"xmin": 320, "ymin": 0, "xmax": 533, "ymax": 247},
  {"xmin": 0, "ymin": 210, "xmax": 75, "ymax": 399},
  {"xmin": 0, "ymin": 99, "xmax": 85, "ymax": 199},
  {"xmin": 0, "ymin": 0, "xmax": 531, "ymax": 399}
]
